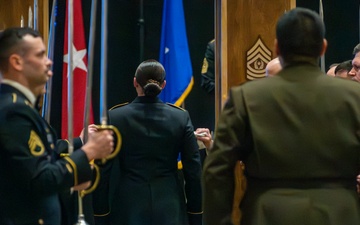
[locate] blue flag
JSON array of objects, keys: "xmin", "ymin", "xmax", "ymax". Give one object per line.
[{"xmin": 159, "ymin": 0, "xmax": 193, "ymax": 106}]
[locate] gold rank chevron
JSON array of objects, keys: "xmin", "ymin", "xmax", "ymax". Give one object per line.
[{"xmin": 28, "ymin": 130, "xmax": 45, "ymax": 156}]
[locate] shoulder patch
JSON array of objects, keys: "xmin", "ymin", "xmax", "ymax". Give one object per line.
[
  {"xmin": 11, "ymin": 93, "xmax": 33, "ymax": 108},
  {"xmin": 28, "ymin": 130, "xmax": 45, "ymax": 156},
  {"xmin": 109, "ymin": 102, "xmax": 129, "ymax": 111},
  {"xmin": 201, "ymin": 58, "xmax": 209, "ymax": 74},
  {"xmin": 166, "ymin": 103, "xmax": 185, "ymax": 111}
]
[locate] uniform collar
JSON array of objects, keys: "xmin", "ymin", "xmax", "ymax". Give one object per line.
[
  {"xmin": 277, "ymin": 61, "xmax": 324, "ymax": 80},
  {"xmin": 1, "ymin": 79, "xmax": 37, "ymax": 105},
  {"xmin": 132, "ymin": 96, "xmax": 163, "ymax": 104}
]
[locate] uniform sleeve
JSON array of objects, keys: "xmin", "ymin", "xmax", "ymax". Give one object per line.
[
  {"xmin": 92, "ymin": 109, "xmax": 122, "ymax": 222},
  {"xmin": 0, "ymin": 107, "xmax": 92, "ymax": 196},
  {"xmin": 92, "ymin": 159, "xmax": 117, "ymax": 224},
  {"xmin": 56, "ymin": 137, "xmax": 83, "ymax": 154},
  {"xmin": 202, "ymin": 88, "xmax": 246, "ymax": 225},
  {"xmin": 180, "ymin": 111, "xmax": 203, "ymax": 218},
  {"xmin": 201, "ymin": 41, "xmax": 215, "ymax": 94}
]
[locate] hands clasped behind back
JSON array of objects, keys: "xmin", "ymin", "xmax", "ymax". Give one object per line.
[{"xmin": 82, "ymin": 129, "xmax": 114, "ymax": 161}]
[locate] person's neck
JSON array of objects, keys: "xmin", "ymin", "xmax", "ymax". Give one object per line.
[{"xmin": 282, "ymin": 56, "xmax": 319, "ymax": 67}]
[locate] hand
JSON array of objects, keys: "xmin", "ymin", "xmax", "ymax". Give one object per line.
[
  {"xmin": 194, "ymin": 128, "xmax": 213, "ymax": 150},
  {"xmin": 88, "ymin": 124, "xmax": 98, "ymax": 133},
  {"xmin": 82, "ymin": 129, "xmax": 114, "ymax": 161},
  {"xmin": 79, "ymin": 124, "xmax": 99, "ymax": 144},
  {"xmin": 72, "ymin": 181, "xmax": 91, "ymax": 191}
]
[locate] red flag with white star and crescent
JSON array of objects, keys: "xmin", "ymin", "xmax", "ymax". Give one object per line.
[{"xmin": 62, "ymin": 0, "xmax": 93, "ymax": 139}]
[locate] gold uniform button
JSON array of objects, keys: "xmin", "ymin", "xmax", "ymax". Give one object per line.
[{"xmin": 38, "ymin": 218, "xmax": 44, "ymax": 224}]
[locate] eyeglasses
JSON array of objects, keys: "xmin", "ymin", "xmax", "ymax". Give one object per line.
[{"xmin": 352, "ymin": 64, "xmax": 360, "ymax": 72}]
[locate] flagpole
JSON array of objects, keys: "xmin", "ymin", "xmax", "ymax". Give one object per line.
[
  {"xmin": 319, "ymin": 0, "xmax": 325, "ymax": 72},
  {"xmin": 42, "ymin": 0, "xmax": 57, "ymax": 122},
  {"xmin": 83, "ymin": 0, "xmax": 98, "ymax": 143},
  {"xmin": 33, "ymin": 0, "xmax": 38, "ymax": 30},
  {"xmin": 159, "ymin": 0, "xmax": 193, "ymax": 106},
  {"xmin": 67, "ymin": 0, "xmax": 74, "ymax": 154},
  {"xmin": 70, "ymin": 2, "xmax": 99, "ymax": 223},
  {"xmin": 100, "ymin": 0, "xmax": 108, "ymax": 126},
  {"xmin": 96, "ymin": 0, "xmax": 122, "ymax": 165},
  {"xmin": 67, "ymin": 0, "xmax": 89, "ymax": 223},
  {"xmin": 20, "ymin": 15, "xmax": 24, "ymax": 27},
  {"xmin": 66, "ymin": 2, "xmax": 82, "ymax": 222},
  {"xmin": 138, "ymin": 0, "xmax": 144, "ymax": 63},
  {"xmin": 28, "ymin": 6, "xmax": 33, "ymax": 28}
]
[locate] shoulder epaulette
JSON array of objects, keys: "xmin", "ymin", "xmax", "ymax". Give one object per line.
[
  {"xmin": 166, "ymin": 103, "xmax": 185, "ymax": 111},
  {"xmin": 209, "ymin": 39, "xmax": 215, "ymax": 44},
  {"xmin": 11, "ymin": 93, "xmax": 17, "ymax": 103},
  {"xmin": 109, "ymin": 102, "xmax": 129, "ymax": 111},
  {"xmin": 11, "ymin": 93, "xmax": 33, "ymax": 107}
]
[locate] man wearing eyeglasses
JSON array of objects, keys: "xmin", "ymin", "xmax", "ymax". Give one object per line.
[{"xmin": 349, "ymin": 43, "xmax": 360, "ymax": 82}]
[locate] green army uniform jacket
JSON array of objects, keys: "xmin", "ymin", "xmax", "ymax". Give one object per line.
[{"xmin": 203, "ymin": 61, "xmax": 360, "ymax": 225}]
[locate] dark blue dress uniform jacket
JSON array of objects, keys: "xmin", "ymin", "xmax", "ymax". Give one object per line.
[
  {"xmin": 0, "ymin": 84, "xmax": 92, "ymax": 225},
  {"xmin": 93, "ymin": 96, "xmax": 203, "ymax": 225}
]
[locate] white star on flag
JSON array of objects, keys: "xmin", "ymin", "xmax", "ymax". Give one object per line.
[{"xmin": 63, "ymin": 43, "xmax": 87, "ymax": 72}]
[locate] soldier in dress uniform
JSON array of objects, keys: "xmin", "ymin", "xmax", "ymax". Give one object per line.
[
  {"xmin": 93, "ymin": 59, "xmax": 203, "ymax": 225},
  {"xmin": 201, "ymin": 39, "xmax": 215, "ymax": 94},
  {"xmin": 199, "ymin": 39, "xmax": 216, "ymax": 134},
  {"xmin": 203, "ymin": 8, "xmax": 360, "ymax": 225},
  {"xmin": 0, "ymin": 27, "xmax": 114, "ymax": 225}
]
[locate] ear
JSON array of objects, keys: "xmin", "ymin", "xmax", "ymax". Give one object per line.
[
  {"xmin": 8, "ymin": 54, "xmax": 23, "ymax": 71},
  {"xmin": 161, "ymin": 80, "xmax": 166, "ymax": 89},
  {"xmin": 133, "ymin": 77, "xmax": 138, "ymax": 88},
  {"xmin": 320, "ymin": 39, "xmax": 327, "ymax": 56},
  {"xmin": 274, "ymin": 39, "xmax": 280, "ymax": 56}
]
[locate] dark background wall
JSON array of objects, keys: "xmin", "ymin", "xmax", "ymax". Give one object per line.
[
  {"xmin": 49, "ymin": 0, "xmax": 359, "ymax": 137},
  {"xmin": 297, "ymin": 0, "xmax": 359, "ymax": 67}
]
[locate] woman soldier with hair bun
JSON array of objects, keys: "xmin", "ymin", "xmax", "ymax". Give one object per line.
[{"xmin": 93, "ymin": 59, "xmax": 203, "ymax": 225}]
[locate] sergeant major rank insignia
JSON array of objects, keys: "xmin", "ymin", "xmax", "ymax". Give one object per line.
[{"xmin": 246, "ymin": 36, "xmax": 272, "ymax": 80}]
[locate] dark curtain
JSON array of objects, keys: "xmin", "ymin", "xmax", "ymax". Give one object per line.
[{"xmin": 49, "ymin": 0, "xmax": 358, "ymax": 137}]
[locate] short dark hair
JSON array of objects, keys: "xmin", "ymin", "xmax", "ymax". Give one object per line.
[
  {"xmin": 0, "ymin": 27, "xmax": 41, "ymax": 72},
  {"xmin": 334, "ymin": 60, "xmax": 352, "ymax": 74},
  {"xmin": 135, "ymin": 59, "xmax": 166, "ymax": 97},
  {"xmin": 329, "ymin": 63, "xmax": 339, "ymax": 69},
  {"xmin": 276, "ymin": 7, "xmax": 325, "ymax": 62},
  {"xmin": 352, "ymin": 43, "xmax": 360, "ymax": 55}
]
